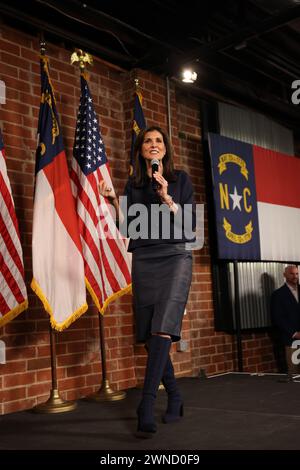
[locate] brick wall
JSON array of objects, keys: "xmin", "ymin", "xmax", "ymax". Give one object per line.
[{"xmin": 0, "ymin": 24, "xmax": 277, "ymax": 415}]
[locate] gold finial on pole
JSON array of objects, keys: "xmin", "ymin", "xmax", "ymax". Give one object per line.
[
  {"xmin": 39, "ymin": 31, "xmax": 46, "ymax": 56},
  {"xmin": 40, "ymin": 40, "xmax": 46, "ymax": 56},
  {"xmin": 71, "ymin": 49, "xmax": 93, "ymax": 71},
  {"xmin": 134, "ymin": 78, "xmax": 139, "ymax": 90}
]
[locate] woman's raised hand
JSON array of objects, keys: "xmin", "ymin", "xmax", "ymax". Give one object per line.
[
  {"xmin": 98, "ymin": 179, "xmax": 117, "ymax": 200},
  {"xmin": 153, "ymin": 172, "xmax": 168, "ymax": 200}
]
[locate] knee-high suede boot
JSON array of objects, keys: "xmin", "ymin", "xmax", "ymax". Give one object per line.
[
  {"xmin": 136, "ymin": 335, "xmax": 171, "ymax": 438},
  {"xmin": 161, "ymin": 355, "xmax": 184, "ymax": 423}
]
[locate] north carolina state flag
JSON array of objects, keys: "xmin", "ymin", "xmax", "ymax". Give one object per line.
[
  {"xmin": 31, "ymin": 56, "xmax": 88, "ymax": 330},
  {"xmin": 209, "ymin": 133, "xmax": 300, "ymax": 262}
]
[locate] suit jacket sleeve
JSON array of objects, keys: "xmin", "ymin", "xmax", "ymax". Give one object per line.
[{"xmin": 271, "ymin": 289, "xmax": 296, "ymax": 342}]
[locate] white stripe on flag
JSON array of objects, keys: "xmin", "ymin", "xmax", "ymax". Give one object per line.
[
  {"xmin": 0, "ymin": 233, "xmax": 26, "ymax": 298},
  {"xmin": 0, "ymin": 151, "xmax": 13, "ymax": 189},
  {"xmin": 0, "ymin": 191, "xmax": 24, "ymax": 264},
  {"xmin": 74, "ymin": 161, "xmax": 129, "ymax": 287},
  {"xmin": 0, "ymin": 271, "xmax": 18, "ymax": 310},
  {"xmin": 32, "ymin": 171, "xmax": 87, "ymax": 324},
  {"xmin": 258, "ymin": 201, "xmax": 300, "ymax": 261},
  {"xmin": 0, "ymin": 145, "xmax": 27, "ymax": 323}
]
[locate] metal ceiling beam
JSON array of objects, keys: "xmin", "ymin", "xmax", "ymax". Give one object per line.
[
  {"xmin": 46, "ymin": 0, "xmax": 183, "ymax": 53},
  {"xmin": 0, "ymin": 2, "xmax": 136, "ymax": 65},
  {"xmin": 173, "ymin": 74, "xmax": 300, "ymax": 132},
  {"xmin": 180, "ymin": 4, "xmax": 300, "ymax": 67},
  {"xmin": 240, "ymin": 44, "xmax": 300, "ymax": 78}
]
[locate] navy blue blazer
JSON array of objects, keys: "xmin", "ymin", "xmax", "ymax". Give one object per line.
[
  {"xmin": 121, "ymin": 170, "xmax": 196, "ymax": 252},
  {"xmin": 271, "ymin": 284, "xmax": 300, "ymax": 346}
]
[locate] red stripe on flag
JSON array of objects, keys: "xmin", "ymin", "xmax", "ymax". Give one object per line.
[
  {"xmin": 0, "ymin": 212, "xmax": 24, "ymax": 277},
  {"xmin": 0, "ymin": 171, "xmax": 20, "ymax": 235},
  {"xmin": 99, "ymin": 217, "xmax": 131, "ymax": 284},
  {"xmin": 43, "ymin": 151, "xmax": 83, "ymax": 254},
  {"xmin": 84, "ymin": 259, "xmax": 103, "ymax": 305},
  {"xmin": 0, "ymin": 136, "xmax": 27, "ymax": 324},
  {"xmin": 78, "ymin": 214, "xmax": 102, "ymax": 267},
  {"xmin": 78, "ymin": 180, "xmax": 99, "ymax": 229},
  {"xmin": 0, "ymin": 252, "xmax": 25, "ymax": 304},
  {"xmin": 77, "ymin": 216, "xmax": 107, "ymax": 299},
  {"xmin": 76, "ymin": 171, "xmax": 129, "ymax": 288},
  {"xmin": 0, "ymin": 292, "xmax": 10, "ymax": 316},
  {"xmin": 89, "ymin": 171, "xmax": 131, "ymax": 282},
  {"xmin": 75, "ymin": 182, "xmax": 113, "ymax": 295},
  {"xmin": 254, "ymin": 146, "xmax": 300, "ymax": 208}
]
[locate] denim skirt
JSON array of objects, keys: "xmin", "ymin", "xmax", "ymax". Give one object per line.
[{"xmin": 131, "ymin": 243, "xmax": 192, "ymax": 342}]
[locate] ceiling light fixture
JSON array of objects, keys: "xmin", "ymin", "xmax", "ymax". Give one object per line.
[{"xmin": 182, "ymin": 69, "xmax": 197, "ymax": 83}]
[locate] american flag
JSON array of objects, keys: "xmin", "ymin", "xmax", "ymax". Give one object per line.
[
  {"xmin": 0, "ymin": 129, "xmax": 28, "ymax": 326},
  {"xmin": 31, "ymin": 57, "xmax": 88, "ymax": 330},
  {"xmin": 71, "ymin": 75, "xmax": 131, "ymax": 313}
]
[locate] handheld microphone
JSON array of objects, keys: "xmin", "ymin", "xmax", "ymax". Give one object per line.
[{"xmin": 151, "ymin": 158, "xmax": 159, "ymax": 191}]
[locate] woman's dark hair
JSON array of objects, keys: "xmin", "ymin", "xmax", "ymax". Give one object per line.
[{"xmin": 132, "ymin": 126, "xmax": 176, "ymax": 187}]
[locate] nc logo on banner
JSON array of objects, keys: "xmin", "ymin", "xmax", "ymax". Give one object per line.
[
  {"xmin": 218, "ymin": 153, "xmax": 253, "ymax": 244},
  {"xmin": 209, "ymin": 133, "xmax": 261, "ymax": 260}
]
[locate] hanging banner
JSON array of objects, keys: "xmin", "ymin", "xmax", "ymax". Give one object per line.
[{"xmin": 209, "ymin": 132, "xmax": 300, "ymax": 262}]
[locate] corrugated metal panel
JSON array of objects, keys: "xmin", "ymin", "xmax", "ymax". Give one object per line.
[
  {"xmin": 219, "ymin": 102, "xmax": 294, "ymax": 155},
  {"xmin": 229, "ymin": 262, "xmax": 286, "ymax": 329},
  {"xmin": 218, "ymin": 102, "xmax": 295, "ymax": 329}
]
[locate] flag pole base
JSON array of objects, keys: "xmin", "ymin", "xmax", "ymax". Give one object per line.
[
  {"xmin": 87, "ymin": 379, "xmax": 126, "ymax": 402},
  {"xmin": 32, "ymin": 389, "xmax": 77, "ymax": 413}
]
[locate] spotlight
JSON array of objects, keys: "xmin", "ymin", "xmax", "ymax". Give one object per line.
[{"xmin": 182, "ymin": 69, "xmax": 197, "ymax": 83}]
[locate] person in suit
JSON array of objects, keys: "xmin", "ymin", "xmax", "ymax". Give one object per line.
[{"xmin": 271, "ymin": 265, "xmax": 300, "ymax": 375}]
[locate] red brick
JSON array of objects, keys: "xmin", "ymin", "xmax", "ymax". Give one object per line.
[
  {"xmin": 2, "ymin": 387, "xmax": 27, "ymax": 402},
  {"xmin": 3, "ymin": 399, "xmax": 36, "ymax": 414},
  {"xmin": 1, "ymin": 360, "xmax": 27, "ymax": 374},
  {"xmin": 6, "ymin": 346, "xmax": 36, "ymax": 361},
  {"xmin": 66, "ymin": 364, "xmax": 93, "ymax": 377},
  {"xmin": 36, "ymin": 369, "xmax": 52, "ymax": 383},
  {"xmin": 27, "ymin": 383, "xmax": 51, "ymax": 398},
  {"xmin": 1, "ymin": 75, "xmax": 31, "ymax": 93},
  {"xmin": 4, "ymin": 372, "xmax": 36, "ymax": 388},
  {"xmin": 86, "ymin": 374, "xmax": 102, "ymax": 386},
  {"xmin": 59, "ymin": 376, "xmax": 86, "ymax": 390},
  {"xmin": 57, "ymin": 353, "xmax": 84, "ymax": 367},
  {"xmin": 21, "ymin": 47, "xmax": 39, "ymax": 62},
  {"xmin": 27, "ymin": 358, "xmax": 51, "ymax": 371},
  {"xmin": 0, "ymin": 39, "xmax": 20, "ymax": 55}
]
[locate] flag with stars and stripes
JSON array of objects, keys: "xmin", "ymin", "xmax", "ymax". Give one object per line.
[
  {"xmin": 0, "ymin": 129, "xmax": 28, "ymax": 327},
  {"xmin": 130, "ymin": 89, "xmax": 146, "ymax": 175},
  {"xmin": 71, "ymin": 74, "xmax": 131, "ymax": 313},
  {"xmin": 31, "ymin": 57, "xmax": 88, "ymax": 331}
]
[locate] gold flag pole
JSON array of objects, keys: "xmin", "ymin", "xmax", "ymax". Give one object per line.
[
  {"xmin": 33, "ymin": 36, "xmax": 77, "ymax": 413},
  {"xmin": 71, "ymin": 49, "xmax": 125, "ymax": 401},
  {"xmin": 89, "ymin": 312, "xmax": 126, "ymax": 401},
  {"xmin": 33, "ymin": 325, "xmax": 77, "ymax": 413}
]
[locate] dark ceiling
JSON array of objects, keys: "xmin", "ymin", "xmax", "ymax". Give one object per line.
[{"xmin": 1, "ymin": 0, "xmax": 300, "ymax": 136}]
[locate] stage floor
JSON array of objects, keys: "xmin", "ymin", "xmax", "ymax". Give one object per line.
[{"xmin": 1, "ymin": 372, "xmax": 300, "ymax": 451}]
